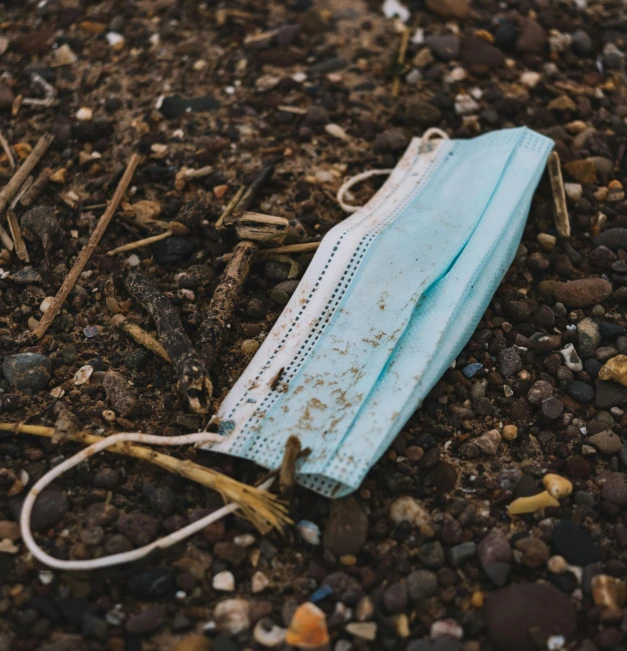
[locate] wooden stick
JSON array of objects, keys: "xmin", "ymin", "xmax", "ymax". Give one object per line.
[
  {"xmin": 6, "ymin": 209, "xmax": 28, "ymax": 263},
  {"xmin": 215, "ymin": 185, "xmax": 245, "ymax": 230},
  {"xmin": 20, "ymin": 168, "xmax": 51, "ymax": 207},
  {"xmin": 0, "ymin": 129, "xmax": 15, "ymax": 170},
  {"xmin": 0, "ymin": 422, "xmax": 289, "ymax": 533},
  {"xmin": 198, "ymin": 241, "xmax": 257, "ymax": 383},
  {"xmin": 392, "ymin": 26, "xmax": 410, "ymax": 98},
  {"xmin": 234, "ymin": 211, "xmax": 289, "ymax": 245},
  {"xmin": 32, "ymin": 153, "xmax": 140, "ymax": 339},
  {"xmin": 111, "ymin": 314, "xmax": 171, "ymax": 362},
  {"xmin": 548, "ymin": 151, "xmax": 571, "ymax": 239},
  {"xmin": 107, "ymin": 230, "xmax": 171, "ymax": 256},
  {"xmin": 280, "ymin": 435, "xmax": 301, "ymax": 496},
  {"xmin": 0, "ymin": 134, "xmax": 54, "ymax": 216},
  {"xmin": 125, "ymin": 270, "xmax": 212, "ymax": 414},
  {"xmin": 11, "ymin": 176, "xmax": 33, "ymax": 209},
  {"xmin": 221, "ymin": 241, "xmax": 320, "ymax": 263}
]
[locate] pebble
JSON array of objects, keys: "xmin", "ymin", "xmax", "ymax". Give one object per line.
[
  {"xmin": 595, "ymin": 228, "xmax": 627, "ymax": 251},
  {"xmin": 285, "ymin": 601, "xmax": 329, "ymax": 646},
  {"xmin": 474, "ymin": 429, "xmax": 501, "ymax": 455},
  {"xmin": 554, "ymin": 279, "xmax": 612, "ymax": 308},
  {"xmin": 158, "ymin": 95, "xmax": 220, "ymax": 119},
  {"xmin": 498, "ymin": 347, "xmax": 522, "ymax": 377},
  {"xmin": 116, "ymin": 512, "xmax": 160, "ymax": 546},
  {"xmin": 213, "ymin": 571, "xmax": 235, "ymax": 591},
  {"xmin": 543, "ymin": 474, "xmax": 573, "ymax": 500},
  {"xmin": 562, "ymin": 159, "xmax": 597, "ymax": 185},
  {"xmin": 601, "ymin": 473, "xmax": 627, "ymax": 506},
  {"xmin": 485, "ymin": 583, "xmax": 576, "ymax": 651},
  {"xmin": 578, "ymin": 318, "xmax": 602, "ymax": 350},
  {"xmin": 173, "ymin": 637, "xmax": 211, "ymax": 651},
  {"xmin": 561, "ymin": 343, "xmax": 583, "ymax": 371},
  {"xmin": 431, "ymin": 619, "xmax": 463, "ymax": 640},
  {"xmin": 345, "ymin": 622, "xmax": 377, "ymax": 641},
  {"xmin": 424, "ymin": 36, "xmax": 460, "ymax": 62},
  {"xmin": 125, "ymin": 604, "xmax": 166, "ymax": 634},
  {"xmin": 374, "ymin": 128, "xmax": 409, "ymax": 153},
  {"xmin": 527, "ymin": 380, "xmax": 554, "ymax": 405},
  {"xmin": 478, "ymin": 530, "xmax": 512, "ymax": 586},
  {"xmin": 459, "ymin": 35, "xmax": 505, "ymax": 69},
  {"xmin": 11, "ymin": 489, "xmax": 68, "ymax": 531},
  {"xmin": 389, "ymin": 496, "xmax": 431, "ymax": 527},
  {"xmin": 404, "ymin": 99, "xmax": 442, "ymax": 127},
  {"xmin": 588, "ymin": 430, "xmax": 622, "ymax": 454},
  {"xmin": 425, "ymin": 0, "xmax": 469, "ymax": 18},
  {"xmin": 517, "ymin": 19, "xmax": 547, "ymax": 53},
  {"xmin": 418, "ymin": 541, "xmax": 445, "ymax": 569},
  {"xmin": 152, "ymin": 236, "xmax": 196, "ymax": 266},
  {"xmin": 383, "ymin": 581, "xmax": 407, "ymax": 613},
  {"xmin": 102, "ymin": 371, "xmax": 137, "ymax": 417},
  {"xmin": 0, "ymin": 521, "xmax": 20, "ymax": 541},
  {"xmin": 3, "ymin": 353, "xmax": 51, "ymax": 392},
  {"xmin": 126, "ymin": 568, "xmax": 177, "ymax": 600},
  {"xmin": 323, "ymin": 496, "xmax": 368, "ymax": 557},
  {"xmin": 552, "ymin": 521, "xmax": 601, "ymax": 566},
  {"xmin": 252, "ymin": 571, "xmax": 270, "ymax": 593},
  {"xmin": 567, "ymin": 380, "xmax": 594, "ymax": 403},
  {"xmin": 76, "ymin": 107, "xmax": 93, "ymax": 121},
  {"xmin": 296, "ymin": 520, "xmax": 321, "ymax": 545},
  {"xmin": 515, "ymin": 537, "xmax": 550, "ymax": 569},
  {"xmin": 571, "ymin": 30, "xmax": 593, "ymax": 57},
  {"xmin": 564, "ymin": 182, "xmax": 583, "ymax": 201},
  {"xmin": 454, "ymin": 94, "xmax": 479, "ymax": 115},
  {"xmin": 407, "ymin": 569, "xmax": 438, "ymax": 601},
  {"xmin": 495, "ymin": 21, "xmax": 518, "ymax": 51},
  {"xmin": 448, "ymin": 542, "xmax": 477, "ymax": 567},
  {"xmin": 598, "ymin": 355, "xmax": 627, "ymax": 386},
  {"xmin": 253, "ymin": 620, "xmax": 286, "ymax": 647},
  {"xmin": 214, "ymin": 599, "xmax": 251, "ymax": 635}
]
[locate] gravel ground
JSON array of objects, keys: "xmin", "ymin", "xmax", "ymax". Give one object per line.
[{"xmin": 1, "ymin": 0, "xmax": 627, "ymax": 650}]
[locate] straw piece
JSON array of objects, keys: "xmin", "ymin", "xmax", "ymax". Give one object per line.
[
  {"xmin": 0, "ymin": 129, "xmax": 15, "ymax": 170},
  {"xmin": 6, "ymin": 209, "xmax": 28, "ymax": 263},
  {"xmin": 32, "ymin": 153, "xmax": 140, "ymax": 339},
  {"xmin": 107, "ymin": 230, "xmax": 171, "ymax": 256},
  {"xmin": 548, "ymin": 151, "xmax": 571, "ymax": 239},
  {"xmin": 111, "ymin": 314, "xmax": 171, "ymax": 362}
]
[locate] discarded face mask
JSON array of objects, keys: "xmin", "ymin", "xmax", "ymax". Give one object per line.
[{"xmin": 205, "ymin": 126, "xmax": 554, "ymax": 498}]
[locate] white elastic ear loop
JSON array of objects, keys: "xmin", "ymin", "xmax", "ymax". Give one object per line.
[
  {"xmin": 336, "ymin": 127, "xmax": 450, "ymax": 214},
  {"xmin": 20, "ymin": 430, "xmax": 274, "ymax": 571}
]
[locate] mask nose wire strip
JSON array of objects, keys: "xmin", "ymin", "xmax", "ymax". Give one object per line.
[
  {"xmin": 19, "ymin": 430, "xmax": 275, "ymax": 571},
  {"xmin": 336, "ymin": 127, "xmax": 450, "ymax": 214}
]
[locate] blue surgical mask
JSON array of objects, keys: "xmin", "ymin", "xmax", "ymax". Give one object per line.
[{"xmin": 206, "ymin": 127, "xmax": 553, "ymax": 498}]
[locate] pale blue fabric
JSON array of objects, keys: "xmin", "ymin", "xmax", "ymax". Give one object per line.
[{"xmin": 209, "ymin": 127, "xmax": 554, "ymax": 497}]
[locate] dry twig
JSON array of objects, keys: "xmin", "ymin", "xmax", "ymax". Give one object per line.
[
  {"xmin": 392, "ymin": 26, "xmax": 410, "ymax": 98},
  {"xmin": 548, "ymin": 151, "xmax": 571, "ymax": 239},
  {"xmin": 32, "ymin": 153, "xmax": 140, "ymax": 339},
  {"xmin": 280, "ymin": 435, "xmax": 301, "ymax": 498},
  {"xmin": 221, "ymin": 241, "xmax": 320, "ymax": 263},
  {"xmin": 6, "ymin": 209, "xmax": 28, "ymax": 263},
  {"xmin": 20, "ymin": 168, "xmax": 51, "ymax": 207},
  {"xmin": 125, "ymin": 270, "xmax": 212, "ymax": 414},
  {"xmin": 198, "ymin": 241, "xmax": 257, "ymax": 386},
  {"xmin": 215, "ymin": 185, "xmax": 245, "ymax": 230},
  {"xmin": 111, "ymin": 313, "xmax": 171, "ymax": 362},
  {"xmin": 0, "ymin": 129, "xmax": 15, "ymax": 170}
]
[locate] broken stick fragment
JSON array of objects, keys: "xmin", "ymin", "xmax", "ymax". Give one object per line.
[
  {"xmin": 198, "ymin": 240, "xmax": 257, "ymax": 379},
  {"xmin": 124, "ymin": 270, "xmax": 212, "ymax": 414},
  {"xmin": 111, "ymin": 313, "xmax": 171, "ymax": 363},
  {"xmin": 280, "ymin": 435, "xmax": 301, "ymax": 498},
  {"xmin": 20, "ymin": 167, "xmax": 51, "ymax": 207},
  {"xmin": 234, "ymin": 211, "xmax": 289, "ymax": 245},
  {"xmin": 548, "ymin": 151, "xmax": 571, "ymax": 239},
  {"xmin": 32, "ymin": 153, "xmax": 140, "ymax": 339}
]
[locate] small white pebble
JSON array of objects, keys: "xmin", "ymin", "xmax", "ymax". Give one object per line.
[
  {"xmin": 431, "ymin": 619, "xmax": 463, "ymax": 640},
  {"xmin": 520, "ymin": 71, "xmax": 541, "ymax": 88},
  {"xmin": 234, "ymin": 533, "xmax": 256, "ymax": 547},
  {"xmin": 40, "ymin": 296, "xmax": 54, "ymax": 313},
  {"xmin": 292, "ymin": 71, "xmax": 307, "ymax": 83},
  {"xmin": 175, "ymin": 590, "xmax": 187, "ymax": 600},
  {"xmin": 297, "ymin": 520, "xmax": 321, "ymax": 545},
  {"xmin": 102, "ymin": 409, "xmax": 116, "ymax": 422},
  {"xmin": 73, "ymin": 365, "xmax": 94, "ymax": 385},
  {"xmin": 193, "ymin": 59, "xmax": 207, "ymax": 70},
  {"xmin": 212, "ymin": 570, "xmax": 235, "ymax": 591},
  {"xmin": 251, "ymin": 571, "xmax": 269, "ymax": 593},
  {"xmin": 454, "ymin": 94, "xmax": 479, "ymax": 115},
  {"xmin": 325, "ymin": 124, "xmax": 350, "ymax": 141},
  {"xmin": 547, "ymin": 635, "xmax": 566, "ymax": 650},
  {"xmin": 39, "ymin": 571, "xmax": 55, "ymax": 585},
  {"xmin": 448, "ymin": 66, "xmax": 467, "ymax": 82},
  {"xmin": 106, "ymin": 32, "xmax": 124, "ymax": 48},
  {"xmin": 149, "ymin": 33, "xmax": 160, "ymax": 47},
  {"xmin": 125, "ymin": 254, "xmax": 141, "ymax": 267},
  {"xmin": 564, "ymin": 182, "xmax": 583, "ymax": 201},
  {"xmin": 50, "ymin": 386, "xmax": 65, "ymax": 398},
  {"xmin": 76, "ymin": 107, "xmax": 93, "ymax": 122}
]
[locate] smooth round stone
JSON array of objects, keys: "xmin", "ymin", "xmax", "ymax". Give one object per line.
[
  {"xmin": 567, "ymin": 380, "xmax": 594, "ymax": 403},
  {"xmin": 3, "ymin": 353, "xmax": 51, "ymax": 392},
  {"xmin": 552, "ymin": 521, "xmax": 601, "ymax": 566}
]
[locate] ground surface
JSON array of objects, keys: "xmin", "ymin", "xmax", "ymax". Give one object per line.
[{"xmin": 0, "ymin": 0, "xmax": 626, "ymax": 650}]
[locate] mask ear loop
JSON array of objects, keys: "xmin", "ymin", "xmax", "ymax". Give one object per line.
[
  {"xmin": 19, "ymin": 430, "xmax": 276, "ymax": 571},
  {"xmin": 336, "ymin": 127, "xmax": 450, "ymax": 214}
]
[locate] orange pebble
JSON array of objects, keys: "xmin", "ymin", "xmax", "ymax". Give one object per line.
[
  {"xmin": 285, "ymin": 602, "xmax": 330, "ymax": 648},
  {"xmin": 213, "ymin": 184, "xmax": 228, "ymax": 199}
]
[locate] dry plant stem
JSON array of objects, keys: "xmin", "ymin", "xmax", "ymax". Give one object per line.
[
  {"xmin": 280, "ymin": 435, "xmax": 301, "ymax": 497},
  {"xmin": 0, "ymin": 134, "xmax": 53, "ymax": 215},
  {"xmin": 198, "ymin": 241, "xmax": 257, "ymax": 377},
  {"xmin": 392, "ymin": 26, "xmax": 410, "ymax": 98},
  {"xmin": 111, "ymin": 314, "xmax": 171, "ymax": 362},
  {"xmin": 20, "ymin": 168, "xmax": 51, "ymax": 207},
  {"xmin": 0, "ymin": 129, "xmax": 15, "ymax": 169},
  {"xmin": 215, "ymin": 185, "xmax": 245, "ymax": 230},
  {"xmin": 125, "ymin": 270, "xmax": 212, "ymax": 413},
  {"xmin": 548, "ymin": 151, "xmax": 571, "ymax": 238},
  {"xmin": 0, "ymin": 424, "xmax": 287, "ymax": 570},
  {"xmin": 234, "ymin": 164, "xmax": 275, "ymax": 213},
  {"xmin": 222, "ymin": 241, "xmax": 320, "ymax": 263},
  {"xmin": 234, "ymin": 211, "xmax": 289, "ymax": 245},
  {"xmin": 11, "ymin": 176, "xmax": 33, "ymax": 209},
  {"xmin": 32, "ymin": 153, "xmax": 140, "ymax": 339},
  {"xmin": 6, "ymin": 209, "xmax": 28, "ymax": 263},
  {"xmin": 107, "ymin": 230, "xmax": 171, "ymax": 255}
]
